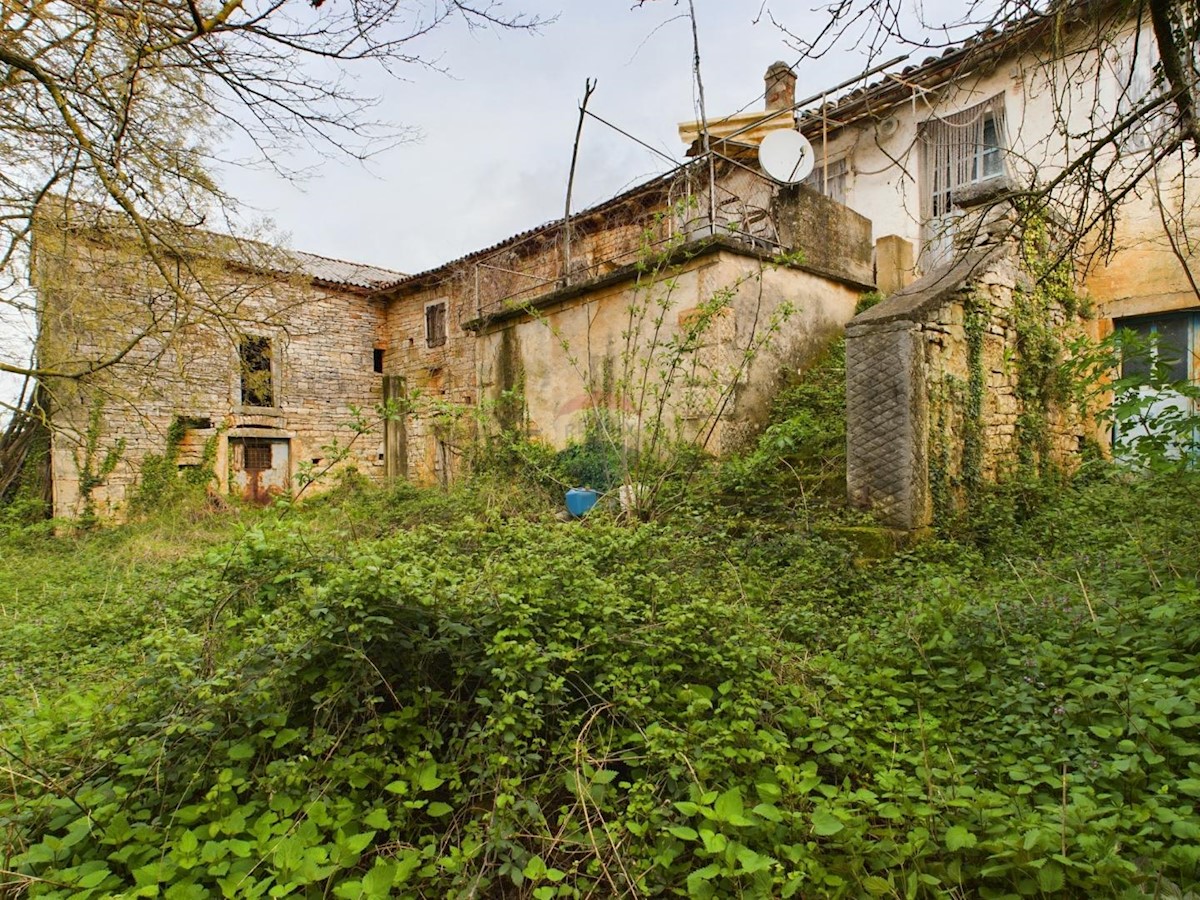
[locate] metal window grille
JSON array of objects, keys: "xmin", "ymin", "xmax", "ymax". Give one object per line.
[
  {"xmin": 803, "ymin": 155, "xmax": 848, "ymax": 205},
  {"xmin": 243, "ymin": 441, "xmax": 273, "ymax": 471},
  {"xmin": 918, "ymin": 94, "xmax": 1009, "ymax": 266}
]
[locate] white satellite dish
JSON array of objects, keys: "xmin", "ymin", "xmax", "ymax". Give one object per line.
[{"xmin": 758, "ymin": 130, "xmax": 815, "ymax": 184}]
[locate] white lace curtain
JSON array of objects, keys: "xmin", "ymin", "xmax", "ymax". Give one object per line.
[{"xmin": 918, "ymin": 94, "xmax": 1009, "ymax": 221}]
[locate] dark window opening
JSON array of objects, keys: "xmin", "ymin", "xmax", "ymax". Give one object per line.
[
  {"xmin": 426, "ymin": 302, "xmax": 447, "ymax": 348},
  {"xmin": 1119, "ymin": 314, "xmax": 1192, "ymax": 384},
  {"xmin": 373, "ymin": 347, "xmax": 385, "ymax": 373},
  {"xmin": 178, "ymin": 415, "xmax": 213, "ymax": 430},
  {"xmin": 243, "ymin": 440, "xmax": 273, "ymax": 471},
  {"xmin": 240, "ymin": 336, "xmax": 274, "ymax": 407}
]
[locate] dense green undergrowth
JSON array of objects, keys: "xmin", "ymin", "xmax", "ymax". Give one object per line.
[{"xmin": 3, "ymin": 355, "xmax": 1200, "ymax": 897}]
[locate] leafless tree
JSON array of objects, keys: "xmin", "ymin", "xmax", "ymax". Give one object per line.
[
  {"xmin": 0, "ymin": 0, "xmax": 541, "ymax": 398},
  {"xmin": 759, "ymin": 0, "xmax": 1200, "ymax": 278}
]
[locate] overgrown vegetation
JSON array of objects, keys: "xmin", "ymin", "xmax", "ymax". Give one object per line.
[{"xmin": 3, "ymin": 346, "xmax": 1199, "ymax": 899}]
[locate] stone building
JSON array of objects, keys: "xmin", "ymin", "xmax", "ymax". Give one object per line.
[
  {"xmin": 784, "ymin": 1, "xmax": 1200, "ymax": 529},
  {"xmin": 376, "ymin": 160, "xmax": 873, "ymax": 486},
  {"xmin": 34, "ymin": 210, "xmax": 403, "ymax": 519},
  {"xmin": 34, "ymin": 67, "xmax": 876, "ymax": 519},
  {"xmin": 35, "ymin": 2, "xmax": 1198, "ymax": 524}
]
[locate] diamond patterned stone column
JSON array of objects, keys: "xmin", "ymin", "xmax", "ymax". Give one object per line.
[{"xmin": 845, "ymin": 320, "xmax": 930, "ymax": 530}]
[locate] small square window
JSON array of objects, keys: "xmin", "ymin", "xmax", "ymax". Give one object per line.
[
  {"xmin": 426, "ymin": 302, "xmax": 447, "ymax": 348},
  {"xmin": 243, "ymin": 440, "xmax": 273, "ymax": 471}
]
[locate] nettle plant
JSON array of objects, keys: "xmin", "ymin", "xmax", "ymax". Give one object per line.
[
  {"xmin": 516, "ymin": 207, "xmax": 798, "ymax": 518},
  {"xmin": 1066, "ymin": 327, "xmax": 1200, "ymax": 471}
]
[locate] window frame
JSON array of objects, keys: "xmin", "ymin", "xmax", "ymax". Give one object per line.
[
  {"xmin": 918, "ymin": 94, "xmax": 1009, "ymax": 267},
  {"xmin": 1116, "ymin": 312, "xmax": 1194, "ymax": 384},
  {"xmin": 802, "ymin": 154, "xmax": 849, "ymax": 206}
]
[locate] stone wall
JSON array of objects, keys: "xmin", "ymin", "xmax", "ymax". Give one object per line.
[
  {"xmin": 471, "ymin": 242, "xmax": 865, "ymax": 459},
  {"xmin": 381, "ymin": 270, "xmax": 479, "ymax": 486},
  {"xmin": 35, "ymin": 228, "xmax": 389, "ymax": 519},
  {"xmin": 846, "ymin": 238, "xmax": 1087, "ymax": 530},
  {"xmin": 383, "ymin": 170, "xmax": 875, "ymax": 482}
]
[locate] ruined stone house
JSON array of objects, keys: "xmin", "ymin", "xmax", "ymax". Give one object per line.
[
  {"xmin": 34, "ymin": 218, "xmax": 404, "ymax": 518},
  {"xmin": 33, "ymin": 1, "xmax": 1200, "ymax": 523},
  {"xmin": 35, "ymin": 66, "xmax": 876, "ymax": 519}
]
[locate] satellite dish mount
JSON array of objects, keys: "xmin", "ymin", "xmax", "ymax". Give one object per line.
[{"xmin": 758, "ymin": 130, "xmax": 816, "ymax": 184}]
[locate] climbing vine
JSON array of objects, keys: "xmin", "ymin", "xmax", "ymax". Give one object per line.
[
  {"xmin": 961, "ymin": 290, "xmax": 987, "ymax": 506},
  {"xmin": 1013, "ymin": 212, "xmax": 1078, "ymax": 476},
  {"xmin": 134, "ymin": 417, "xmax": 219, "ymax": 511},
  {"xmin": 928, "ymin": 373, "xmax": 965, "ymax": 521},
  {"xmin": 75, "ymin": 398, "xmax": 125, "ymax": 526}
]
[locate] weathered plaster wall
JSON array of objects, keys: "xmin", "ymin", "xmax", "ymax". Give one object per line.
[
  {"xmin": 847, "ymin": 239, "xmax": 1087, "ymax": 529},
  {"xmin": 473, "ymin": 244, "xmax": 864, "ymax": 458},
  {"xmin": 36, "ymin": 230, "xmax": 388, "ymax": 519},
  {"xmin": 385, "ymin": 169, "xmax": 874, "ymax": 481},
  {"xmin": 803, "ymin": 15, "xmax": 1199, "ymax": 317}
]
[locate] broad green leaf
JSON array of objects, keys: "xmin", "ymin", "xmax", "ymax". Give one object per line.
[
  {"xmin": 416, "ymin": 762, "xmax": 444, "ymax": 792},
  {"xmin": 523, "ymin": 855, "xmax": 547, "ymax": 880},
  {"xmin": 1038, "ymin": 862, "xmax": 1065, "ymax": 892},
  {"xmin": 944, "ymin": 825, "xmax": 977, "ymax": 851},
  {"xmin": 811, "ymin": 809, "xmax": 843, "ymax": 836},
  {"xmin": 361, "ymin": 862, "xmax": 397, "ymax": 899},
  {"xmin": 1177, "ymin": 779, "xmax": 1200, "ymax": 797},
  {"xmin": 362, "ymin": 808, "xmax": 390, "ymax": 830},
  {"xmin": 862, "ymin": 875, "xmax": 893, "ymax": 896},
  {"xmin": 714, "ymin": 787, "xmax": 743, "ymax": 821},
  {"xmin": 340, "ymin": 830, "xmax": 376, "ymax": 855},
  {"xmin": 227, "ymin": 742, "xmax": 255, "ymax": 761}
]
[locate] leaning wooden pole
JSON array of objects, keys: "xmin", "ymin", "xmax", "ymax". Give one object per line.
[{"xmin": 563, "ymin": 78, "xmax": 597, "ymax": 287}]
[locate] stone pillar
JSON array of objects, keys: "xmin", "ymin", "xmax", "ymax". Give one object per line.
[
  {"xmin": 845, "ymin": 319, "xmax": 930, "ymax": 530},
  {"xmin": 874, "ymin": 235, "xmax": 915, "ymax": 297}
]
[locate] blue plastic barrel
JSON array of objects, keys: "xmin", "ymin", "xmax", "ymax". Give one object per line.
[{"xmin": 565, "ymin": 487, "xmax": 599, "ymax": 518}]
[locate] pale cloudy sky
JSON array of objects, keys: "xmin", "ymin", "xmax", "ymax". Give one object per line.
[
  {"xmin": 216, "ymin": 1, "xmax": 966, "ymax": 275},
  {"xmin": 0, "ymin": 1, "xmax": 977, "ymax": 417}
]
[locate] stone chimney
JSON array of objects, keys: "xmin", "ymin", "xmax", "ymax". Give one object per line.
[{"xmin": 765, "ymin": 61, "xmax": 797, "ymax": 113}]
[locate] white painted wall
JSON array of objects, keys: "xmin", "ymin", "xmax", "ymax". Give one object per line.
[{"xmin": 800, "ymin": 15, "xmax": 1198, "ymax": 319}]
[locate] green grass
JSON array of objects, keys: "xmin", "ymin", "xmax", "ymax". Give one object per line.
[{"xmin": 2, "ymin": 363, "xmax": 1200, "ymax": 898}]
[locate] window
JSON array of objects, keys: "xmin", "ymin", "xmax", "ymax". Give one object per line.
[
  {"xmin": 919, "ymin": 95, "xmax": 1008, "ymax": 266},
  {"xmin": 1118, "ymin": 314, "xmax": 1191, "ymax": 384},
  {"xmin": 425, "ymin": 301, "xmax": 447, "ymax": 348},
  {"xmin": 373, "ymin": 347, "xmax": 385, "ymax": 374},
  {"xmin": 1113, "ymin": 27, "xmax": 1168, "ymax": 152},
  {"xmin": 803, "ymin": 155, "xmax": 848, "ymax": 205},
  {"xmin": 1113, "ymin": 312, "xmax": 1198, "ymax": 457},
  {"xmin": 239, "ymin": 336, "xmax": 274, "ymax": 407}
]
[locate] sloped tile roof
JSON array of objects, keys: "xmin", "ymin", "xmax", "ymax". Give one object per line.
[
  {"xmin": 284, "ymin": 249, "xmax": 406, "ymax": 290},
  {"xmin": 795, "ymin": 0, "xmax": 1103, "ymax": 134}
]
